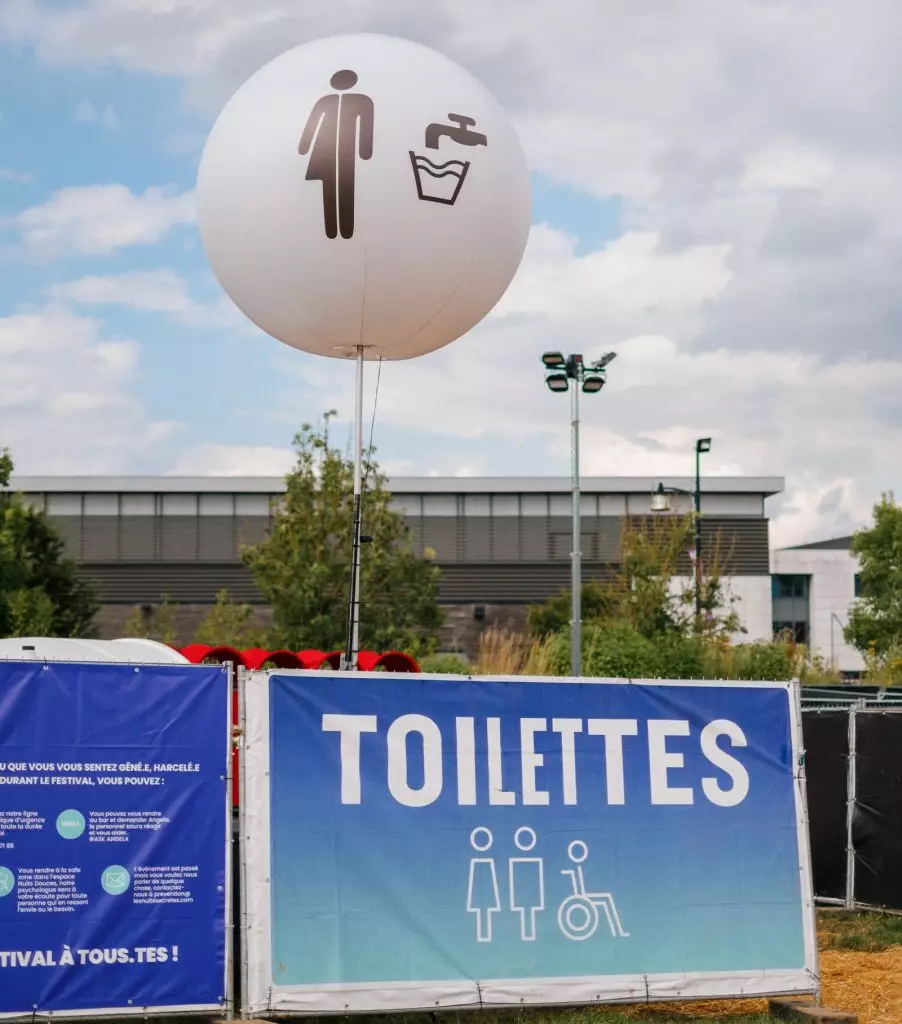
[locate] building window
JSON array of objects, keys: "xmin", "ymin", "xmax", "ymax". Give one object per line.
[
  {"xmin": 772, "ymin": 574, "xmax": 810, "ymax": 646},
  {"xmin": 773, "ymin": 621, "xmax": 810, "ymax": 646},
  {"xmin": 771, "ymin": 574, "xmax": 809, "ymax": 599},
  {"xmin": 854, "ymin": 574, "xmax": 865, "ymax": 598}
]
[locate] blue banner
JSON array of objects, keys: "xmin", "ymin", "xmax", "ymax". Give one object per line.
[
  {"xmin": 0, "ymin": 661, "xmax": 229, "ymax": 1017},
  {"xmin": 245, "ymin": 672, "xmax": 816, "ymax": 1013}
]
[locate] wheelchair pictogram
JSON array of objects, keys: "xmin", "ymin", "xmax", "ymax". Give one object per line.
[
  {"xmin": 465, "ymin": 829, "xmax": 628, "ymax": 944},
  {"xmin": 557, "ymin": 840, "xmax": 629, "ymax": 941}
]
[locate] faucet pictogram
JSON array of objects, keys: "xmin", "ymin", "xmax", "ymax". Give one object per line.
[{"xmin": 425, "ymin": 114, "xmax": 487, "ymax": 150}]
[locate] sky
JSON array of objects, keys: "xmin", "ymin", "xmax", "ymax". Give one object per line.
[{"xmin": 1, "ymin": 0, "xmax": 900, "ymax": 547}]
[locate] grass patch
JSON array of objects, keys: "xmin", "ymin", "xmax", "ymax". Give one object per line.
[{"xmin": 818, "ymin": 909, "xmax": 902, "ymax": 951}]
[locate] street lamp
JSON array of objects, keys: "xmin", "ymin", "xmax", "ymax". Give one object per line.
[
  {"xmin": 694, "ymin": 438, "xmax": 712, "ymax": 621},
  {"xmin": 650, "ymin": 482, "xmax": 690, "ymax": 513},
  {"xmin": 541, "ymin": 350, "xmax": 617, "ymax": 677}
]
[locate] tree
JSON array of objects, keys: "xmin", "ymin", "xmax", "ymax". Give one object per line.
[
  {"xmin": 527, "ymin": 581, "xmax": 616, "ymax": 638},
  {"xmin": 192, "ymin": 589, "xmax": 266, "ymax": 649},
  {"xmin": 121, "ymin": 596, "xmax": 179, "ymax": 645},
  {"xmin": 0, "ymin": 448, "xmax": 98, "ymax": 638},
  {"xmin": 846, "ymin": 493, "xmax": 902, "ymax": 658},
  {"xmin": 242, "ymin": 417, "xmax": 443, "ymax": 654},
  {"xmin": 526, "ymin": 514, "xmax": 740, "ymax": 641}
]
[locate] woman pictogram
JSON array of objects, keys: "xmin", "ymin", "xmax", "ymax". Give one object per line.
[
  {"xmin": 467, "ymin": 826, "xmax": 500, "ymax": 943},
  {"xmin": 299, "ymin": 69, "xmax": 374, "ymax": 240}
]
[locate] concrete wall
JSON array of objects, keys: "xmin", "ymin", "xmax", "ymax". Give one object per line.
[
  {"xmin": 667, "ymin": 575, "xmax": 773, "ymax": 643},
  {"xmin": 771, "ymin": 547, "xmax": 864, "ymax": 674}
]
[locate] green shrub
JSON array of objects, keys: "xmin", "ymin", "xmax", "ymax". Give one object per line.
[{"xmin": 419, "ymin": 652, "xmax": 471, "ymax": 675}]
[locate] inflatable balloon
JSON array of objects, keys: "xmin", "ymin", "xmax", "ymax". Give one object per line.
[{"xmin": 197, "ymin": 33, "xmax": 531, "ymax": 360}]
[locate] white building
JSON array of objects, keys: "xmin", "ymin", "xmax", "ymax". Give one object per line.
[{"xmin": 771, "ymin": 537, "xmax": 865, "ymax": 676}]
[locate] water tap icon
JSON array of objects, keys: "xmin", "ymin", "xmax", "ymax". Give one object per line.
[{"xmin": 424, "ymin": 114, "xmax": 488, "ymax": 149}]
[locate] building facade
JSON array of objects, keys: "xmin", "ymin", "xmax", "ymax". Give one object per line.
[
  {"xmin": 771, "ymin": 537, "xmax": 865, "ymax": 676},
  {"xmin": 12, "ymin": 474, "xmax": 782, "ymax": 654}
]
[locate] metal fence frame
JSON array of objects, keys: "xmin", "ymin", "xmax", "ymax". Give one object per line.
[{"xmin": 802, "ymin": 693, "xmax": 902, "ymax": 912}]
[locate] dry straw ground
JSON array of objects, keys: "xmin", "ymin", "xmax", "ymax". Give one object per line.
[{"xmin": 615, "ymin": 911, "xmax": 902, "ymax": 1023}]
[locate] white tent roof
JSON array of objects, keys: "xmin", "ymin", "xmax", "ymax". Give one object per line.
[{"xmin": 0, "ymin": 637, "xmax": 188, "ymax": 665}]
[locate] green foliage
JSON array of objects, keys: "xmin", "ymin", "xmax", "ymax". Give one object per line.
[
  {"xmin": 542, "ymin": 620, "xmax": 817, "ymax": 681},
  {"xmin": 121, "ymin": 596, "xmax": 178, "ymax": 645},
  {"xmin": 193, "ymin": 589, "xmax": 265, "ymax": 648},
  {"xmin": 846, "ymin": 493, "xmax": 902, "ymax": 659},
  {"xmin": 0, "ymin": 448, "xmax": 98, "ymax": 638},
  {"xmin": 527, "ymin": 581, "xmax": 615, "ymax": 637},
  {"xmin": 419, "ymin": 652, "xmax": 471, "ymax": 675},
  {"xmin": 853, "ymin": 641, "xmax": 902, "ymax": 686},
  {"xmin": 528, "ymin": 515, "xmax": 741, "ymax": 642},
  {"xmin": 6, "ymin": 588, "xmax": 56, "ymax": 636},
  {"xmin": 242, "ymin": 416, "xmax": 443, "ymax": 654}
]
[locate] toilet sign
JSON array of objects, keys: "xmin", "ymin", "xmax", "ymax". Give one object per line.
[
  {"xmin": 241, "ymin": 671, "xmax": 818, "ymax": 1015},
  {"xmin": 197, "ymin": 34, "xmax": 531, "ymax": 361}
]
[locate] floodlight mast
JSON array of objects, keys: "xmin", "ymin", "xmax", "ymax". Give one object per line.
[{"xmin": 540, "ymin": 350, "xmax": 616, "ymax": 677}]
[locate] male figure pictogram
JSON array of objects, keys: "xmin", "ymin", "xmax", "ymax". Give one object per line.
[
  {"xmin": 299, "ymin": 70, "xmax": 374, "ymax": 240},
  {"xmin": 508, "ymin": 826, "xmax": 545, "ymax": 941}
]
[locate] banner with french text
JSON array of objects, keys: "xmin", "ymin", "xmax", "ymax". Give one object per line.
[
  {"xmin": 243, "ymin": 671, "xmax": 818, "ymax": 1015},
  {"xmin": 0, "ymin": 661, "xmax": 230, "ymax": 1019}
]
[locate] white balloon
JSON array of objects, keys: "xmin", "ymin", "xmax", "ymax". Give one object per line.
[{"xmin": 197, "ymin": 34, "xmax": 531, "ymax": 361}]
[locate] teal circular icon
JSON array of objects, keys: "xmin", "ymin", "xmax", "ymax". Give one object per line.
[
  {"xmin": 101, "ymin": 865, "xmax": 130, "ymax": 896},
  {"xmin": 56, "ymin": 809, "xmax": 86, "ymax": 840},
  {"xmin": 0, "ymin": 867, "xmax": 14, "ymax": 898}
]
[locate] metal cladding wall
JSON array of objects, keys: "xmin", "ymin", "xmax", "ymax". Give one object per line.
[{"xmin": 67, "ymin": 516, "xmax": 771, "ymax": 606}]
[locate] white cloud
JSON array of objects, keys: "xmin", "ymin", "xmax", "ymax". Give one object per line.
[
  {"xmin": 0, "ymin": 306, "xmax": 178, "ymax": 472},
  {"xmin": 0, "ymin": 167, "xmax": 33, "ymax": 183},
  {"xmin": 741, "ymin": 142, "xmax": 835, "ymax": 192},
  {"xmin": 171, "ymin": 444, "xmax": 294, "ymax": 477},
  {"xmin": 50, "ymin": 270, "xmax": 194, "ymax": 313},
  {"xmin": 6, "ymin": 184, "xmax": 194, "ymax": 257},
  {"xmin": 48, "ymin": 268, "xmax": 252, "ymax": 329},
  {"xmin": 74, "ymin": 99, "xmax": 119, "ymax": 129}
]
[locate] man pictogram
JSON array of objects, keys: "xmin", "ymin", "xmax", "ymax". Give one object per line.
[{"xmin": 299, "ymin": 70, "xmax": 374, "ymax": 240}]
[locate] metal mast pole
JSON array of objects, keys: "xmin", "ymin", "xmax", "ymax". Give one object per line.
[{"xmin": 570, "ymin": 370, "xmax": 581, "ymax": 677}]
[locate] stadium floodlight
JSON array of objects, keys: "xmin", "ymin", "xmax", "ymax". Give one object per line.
[
  {"xmin": 537, "ymin": 349, "xmax": 616, "ymax": 679},
  {"xmin": 542, "ymin": 351, "xmax": 566, "ymax": 369},
  {"xmin": 544, "ymin": 372, "xmax": 570, "ymax": 393}
]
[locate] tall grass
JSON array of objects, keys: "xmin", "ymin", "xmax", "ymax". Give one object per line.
[{"xmin": 473, "ymin": 627, "xmax": 555, "ymax": 676}]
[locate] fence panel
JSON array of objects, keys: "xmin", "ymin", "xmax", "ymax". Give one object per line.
[
  {"xmin": 801, "ymin": 711, "xmax": 850, "ymax": 904},
  {"xmin": 853, "ymin": 710, "xmax": 902, "ymax": 910},
  {"xmin": 0, "ymin": 660, "xmax": 231, "ymax": 1020},
  {"xmin": 242, "ymin": 671, "xmax": 817, "ymax": 1015}
]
